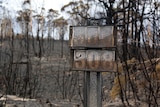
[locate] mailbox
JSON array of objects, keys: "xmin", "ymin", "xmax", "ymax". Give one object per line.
[{"xmin": 70, "ymin": 26, "xmax": 116, "ymax": 72}]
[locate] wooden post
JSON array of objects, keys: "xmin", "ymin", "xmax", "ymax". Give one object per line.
[{"xmin": 84, "ymin": 71, "xmax": 102, "ymax": 107}]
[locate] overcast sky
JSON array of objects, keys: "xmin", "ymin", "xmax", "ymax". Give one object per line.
[
  {"xmin": 0, "ymin": 0, "xmax": 71, "ymax": 39},
  {"xmin": 3, "ymin": 0, "xmax": 71, "ymax": 15}
]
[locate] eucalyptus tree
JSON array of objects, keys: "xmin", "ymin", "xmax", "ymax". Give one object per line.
[
  {"xmin": 15, "ymin": 0, "xmax": 34, "ymax": 97},
  {"xmin": 61, "ymin": 0, "xmax": 89, "ymax": 25},
  {"xmin": 16, "ymin": 0, "xmax": 32, "ymax": 35},
  {"xmin": 0, "ymin": 18, "xmax": 13, "ymax": 38},
  {"xmin": 47, "ymin": 9, "xmax": 59, "ymax": 38},
  {"xmin": 32, "ymin": 8, "xmax": 45, "ymax": 57},
  {"xmin": 0, "ymin": 15, "xmax": 13, "ymax": 95},
  {"xmin": 61, "ymin": 0, "xmax": 116, "ymax": 25},
  {"xmin": 53, "ymin": 17, "xmax": 68, "ymax": 58},
  {"xmin": 46, "ymin": 9, "xmax": 59, "ymax": 52},
  {"xmin": 0, "ymin": 0, "xmax": 33, "ymax": 96}
]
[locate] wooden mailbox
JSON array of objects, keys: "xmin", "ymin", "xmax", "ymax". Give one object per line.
[{"xmin": 70, "ymin": 26, "xmax": 116, "ymax": 71}]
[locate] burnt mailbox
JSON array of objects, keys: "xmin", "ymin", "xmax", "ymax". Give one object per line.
[{"xmin": 70, "ymin": 26, "xmax": 116, "ymax": 71}]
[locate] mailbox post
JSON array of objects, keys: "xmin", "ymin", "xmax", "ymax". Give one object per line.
[{"xmin": 69, "ymin": 26, "xmax": 116, "ymax": 107}]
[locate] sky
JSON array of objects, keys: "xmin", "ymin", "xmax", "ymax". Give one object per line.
[
  {"xmin": 0, "ymin": 0, "xmax": 71, "ymax": 40},
  {"xmin": 2, "ymin": 0, "xmax": 71, "ymax": 15}
]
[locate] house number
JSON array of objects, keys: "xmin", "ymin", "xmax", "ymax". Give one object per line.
[{"xmin": 74, "ymin": 50, "xmax": 115, "ymax": 70}]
